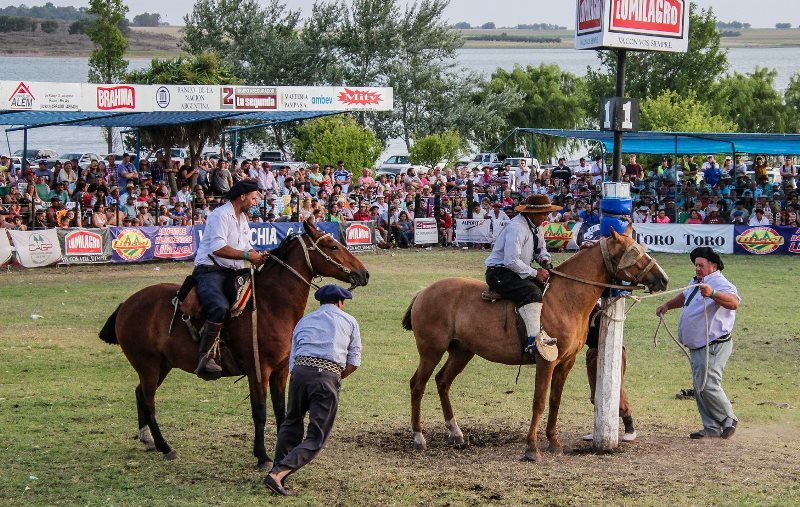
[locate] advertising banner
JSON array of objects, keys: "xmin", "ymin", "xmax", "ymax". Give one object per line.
[
  {"xmin": 278, "ymin": 86, "xmax": 393, "ymax": 112},
  {"xmin": 413, "ymin": 218, "xmax": 438, "ymax": 245},
  {"xmin": 542, "ymin": 221, "xmax": 583, "ymax": 250},
  {"xmin": 490, "ymin": 218, "xmax": 511, "ymax": 242},
  {"xmin": 0, "ymin": 230, "xmax": 13, "ymax": 265},
  {"xmin": 82, "ymin": 84, "xmax": 151, "ymax": 112},
  {"xmin": 455, "ymin": 219, "xmax": 492, "ymax": 244},
  {"xmin": 110, "ymin": 227, "xmax": 156, "ymax": 263},
  {"xmin": 339, "ymin": 221, "xmax": 376, "ymax": 252},
  {"xmin": 733, "ymin": 226, "xmax": 796, "ymax": 255},
  {"xmin": 575, "ymin": 0, "xmax": 690, "ymax": 53},
  {"xmin": 152, "ymin": 84, "xmax": 218, "ymax": 112},
  {"xmin": 57, "ymin": 228, "xmax": 112, "ymax": 264},
  {"xmin": 0, "ymin": 81, "xmax": 82, "ymax": 111},
  {"xmin": 8, "ymin": 229, "xmax": 62, "ymax": 267},
  {"xmin": 194, "ymin": 222, "xmax": 342, "ymax": 253},
  {"xmin": 634, "ymin": 224, "xmax": 734, "ymax": 254},
  {"xmin": 152, "ymin": 226, "xmax": 196, "ymax": 260}
]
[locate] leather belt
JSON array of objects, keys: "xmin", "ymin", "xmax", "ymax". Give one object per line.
[
  {"xmin": 294, "ymin": 355, "xmax": 343, "ymax": 375},
  {"xmin": 709, "ymin": 334, "xmax": 731, "ymax": 346}
]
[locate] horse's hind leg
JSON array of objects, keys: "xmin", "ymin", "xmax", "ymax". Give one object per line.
[
  {"xmin": 435, "ymin": 344, "xmax": 474, "ymax": 449},
  {"xmin": 545, "ymin": 355, "xmax": 576, "ymax": 455},
  {"xmin": 136, "ymin": 385, "xmax": 155, "ymax": 451},
  {"xmin": 139, "ymin": 363, "xmax": 176, "ymax": 460},
  {"xmin": 410, "ymin": 350, "xmax": 444, "ymax": 451}
]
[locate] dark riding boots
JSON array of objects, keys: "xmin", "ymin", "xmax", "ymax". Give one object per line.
[{"xmin": 195, "ymin": 321, "xmax": 224, "ymax": 380}]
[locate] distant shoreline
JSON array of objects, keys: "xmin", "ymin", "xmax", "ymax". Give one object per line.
[{"xmin": 2, "ymin": 26, "xmax": 800, "ymax": 58}]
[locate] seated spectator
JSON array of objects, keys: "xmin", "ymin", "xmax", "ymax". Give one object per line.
[
  {"xmin": 703, "ymin": 205, "xmax": 725, "ymax": 224},
  {"xmin": 730, "ymin": 201, "xmax": 750, "ymax": 225},
  {"xmin": 655, "ymin": 209, "xmax": 671, "ymax": 223},
  {"xmin": 394, "ymin": 210, "xmax": 413, "ymax": 248},
  {"xmin": 684, "ymin": 209, "xmax": 703, "ymax": 224},
  {"xmin": 352, "ymin": 202, "xmax": 370, "ymax": 221},
  {"xmin": 748, "ymin": 208, "xmax": 770, "ymax": 226},
  {"xmin": 92, "ymin": 204, "xmax": 108, "ymax": 228}
]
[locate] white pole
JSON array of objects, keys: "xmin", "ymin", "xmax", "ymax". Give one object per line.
[{"xmin": 593, "ymin": 297, "xmax": 625, "ymax": 450}]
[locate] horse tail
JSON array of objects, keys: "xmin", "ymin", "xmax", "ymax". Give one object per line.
[
  {"xmin": 99, "ymin": 304, "xmax": 121, "ymax": 345},
  {"xmin": 401, "ymin": 295, "xmax": 416, "ymax": 331}
]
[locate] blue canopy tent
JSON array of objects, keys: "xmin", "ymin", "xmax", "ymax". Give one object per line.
[{"xmin": 515, "ymin": 128, "xmax": 800, "ymax": 157}]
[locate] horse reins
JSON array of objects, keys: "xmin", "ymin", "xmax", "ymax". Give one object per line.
[
  {"xmin": 547, "ymin": 238, "xmax": 652, "ymax": 291},
  {"xmin": 264, "ymin": 232, "xmax": 353, "ymax": 291}
]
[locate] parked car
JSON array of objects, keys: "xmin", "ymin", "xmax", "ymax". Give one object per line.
[
  {"xmin": 12, "ymin": 148, "xmax": 58, "ymax": 161},
  {"xmin": 201, "ymin": 150, "xmax": 222, "ymax": 161},
  {"xmin": 467, "ymin": 152, "xmax": 501, "ymax": 170},
  {"xmin": 259, "ymin": 150, "xmax": 287, "ymax": 162},
  {"xmin": 59, "ymin": 152, "xmax": 102, "ymax": 170},
  {"xmin": 147, "ymin": 148, "xmax": 190, "ymax": 165},
  {"xmin": 377, "ymin": 154, "xmax": 412, "ymax": 176}
]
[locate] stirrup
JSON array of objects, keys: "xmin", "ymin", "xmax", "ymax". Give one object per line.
[{"xmin": 527, "ymin": 332, "xmax": 558, "ymax": 362}]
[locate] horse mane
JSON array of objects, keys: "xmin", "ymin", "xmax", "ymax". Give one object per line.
[
  {"xmin": 268, "ymin": 231, "xmax": 303, "ymax": 262},
  {"xmin": 555, "ymin": 240, "xmax": 600, "ymax": 274}
]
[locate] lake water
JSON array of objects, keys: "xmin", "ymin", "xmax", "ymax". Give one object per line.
[{"xmin": 2, "ymin": 47, "xmax": 799, "ymax": 156}]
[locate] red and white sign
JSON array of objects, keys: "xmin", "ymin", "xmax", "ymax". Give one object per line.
[
  {"xmin": 345, "ymin": 223, "xmax": 372, "ymax": 245},
  {"xmin": 221, "ymin": 86, "xmax": 278, "ymax": 110},
  {"xmin": 65, "ymin": 230, "xmax": 103, "ymax": 255},
  {"xmin": 575, "ymin": 0, "xmax": 689, "ymax": 53},
  {"xmin": 96, "ymin": 85, "xmax": 136, "ymax": 110},
  {"xmin": 82, "ymin": 84, "xmax": 147, "ymax": 112},
  {"xmin": 0, "ymin": 81, "xmax": 81, "ymax": 111},
  {"xmin": 413, "ymin": 218, "xmax": 438, "ymax": 245}
]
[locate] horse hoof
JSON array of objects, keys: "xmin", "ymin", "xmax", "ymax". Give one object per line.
[
  {"xmin": 163, "ymin": 450, "xmax": 178, "ymax": 461},
  {"xmin": 412, "ymin": 432, "xmax": 427, "ymax": 451},
  {"xmin": 547, "ymin": 445, "xmax": 564, "ymax": 455},
  {"xmin": 522, "ymin": 448, "xmax": 541, "ymax": 462},
  {"xmin": 448, "ymin": 434, "xmax": 467, "ymax": 449},
  {"xmin": 142, "ymin": 441, "xmax": 156, "ymax": 452},
  {"xmin": 258, "ymin": 460, "xmax": 274, "ymax": 470}
]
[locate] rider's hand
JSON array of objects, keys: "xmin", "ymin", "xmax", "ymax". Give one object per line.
[
  {"xmin": 535, "ymin": 268, "xmax": 549, "ymax": 284},
  {"xmin": 655, "ymin": 304, "xmax": 668, "ymax": 317},
  {"xmin": 248, "ymin": 249, "xmax": 267, "ymax": 266}
]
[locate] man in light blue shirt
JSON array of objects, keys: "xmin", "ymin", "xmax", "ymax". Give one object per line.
[
  {"xmin": 265, "ymin": 284, "xmax": 361, "ymax": 496},
  {"xmin": 656, "ymin": 247, "xmax": 740, "ymax": 439}
]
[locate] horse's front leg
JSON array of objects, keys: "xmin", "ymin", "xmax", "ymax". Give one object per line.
[
  {"xmin": 249, "ymin": 373, "xmax": 272, "ymax": 469},
  {"xmin": 269, "ymin": 361, "xmax": 289, "ymax": 431},
  {"xmin": 545, "ymin": 355, "xmax": 576, "ymax": 455},
  {"xmin": 524, "ymin": 360, "xmax": 557, "ymax": 462}
]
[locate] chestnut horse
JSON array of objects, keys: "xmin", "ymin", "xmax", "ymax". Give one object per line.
[
  {"xmin": 99, "ymin": 220, "xmax": 369, "ymax": 468},
  {"xmin": 402, "ymin": 226, "xmax": 668, "ymax": 461}
]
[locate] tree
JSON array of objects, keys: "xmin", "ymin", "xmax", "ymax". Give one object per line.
[
  {"xmin": 40, "ymin": 20, "xmax": 59, "ymax": 33},
  {"xmin": 641, "ymin": 90, "xmax": 736, "ymax": 132},
  {"xmin": 783, "ymin": 73, "xmax": 800, "ymax": 132},
  {"xmin": 85, "ymin": 0, "xmax": 129, "ymax": 153},
  {"xmin": 292, "ymin": 116, "xmax": 383, "ymax": 178},
  {"xmin": 711, "ymin": 67, "xmax": 789, "ymax": 133},
  {"xmin": 480, "ymin": 21, "xmax": 495, "ymax": 29},
  {"xmin": 452, "ymin": 21, "xmax": 470, "ymax": 29},
  {"xmin": 125, "ymin": 54, "xmax": 239, "ymax": 166},
  {"xmin": 776, "ymin": 23, "xmax": 792, "ymax": 29},
  {"xmin": 132, "ymin": 12, "xmax": 162, "ymax": 27},
  {"xmin": 585, "ymin": 5, "xmax": 727, "ymax": 109},
  {"xmin": 482, "ymin": 64, "xmax": 589, "ymax": 161},
  {"xmin": 409, "ymin": 130, "xmax": 467, "ymax": 168}
]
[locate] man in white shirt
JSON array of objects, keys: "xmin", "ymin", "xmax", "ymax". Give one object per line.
[
  {"xmin": 192, "ymin": 180, "xmax": 268, "ymax": 379},
  {"xmin": 257, "ymin": 162, "xmax": 279, "ymax": 194},
  {"xmin": 748, "ymin": 208, "xmax": 770, "ymax": 226},
  {"xmin": 515, "ymin": 159, "xmax": 531, "ymax": 191}
]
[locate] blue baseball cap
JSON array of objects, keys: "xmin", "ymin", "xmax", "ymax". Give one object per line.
[{"xmin": 314, "ymin": 284, "xmax": 353, "ymax": 303}]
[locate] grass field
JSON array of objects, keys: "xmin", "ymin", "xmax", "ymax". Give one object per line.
[{"xmin": 1, "ymin": 250, "xmax": 799, "ymax": 506}]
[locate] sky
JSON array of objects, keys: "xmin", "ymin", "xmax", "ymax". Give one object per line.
[{"xmin": 0, "ymin": 0, "xmax": 792, "ymax": 28}]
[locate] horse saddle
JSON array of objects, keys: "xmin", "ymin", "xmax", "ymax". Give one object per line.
[{"xmin": 176, "ymin": 269, "xmax": 253, "ymax": 321}]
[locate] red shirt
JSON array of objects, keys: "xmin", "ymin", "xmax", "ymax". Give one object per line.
[{"xmin": 352, "ymin": 211, "xmax": 371, "ymax": 221}]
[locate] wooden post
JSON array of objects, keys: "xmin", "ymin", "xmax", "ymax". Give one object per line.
[{"xmin": 593, "ymin": 297, "xmax": 625, "ymax": 450}]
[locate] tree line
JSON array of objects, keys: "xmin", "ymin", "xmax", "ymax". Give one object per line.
[{"xmin": 85, "ymin": 0, "xmax": 800, "ymax": 171}]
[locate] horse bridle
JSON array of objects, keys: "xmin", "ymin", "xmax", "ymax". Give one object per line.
[
  {"xmin": 549, "ymin": 237, "xmax": 655, "ymax": 291},
  {"xmin": 261, "ymin": 232, "xmax": 353, "ymax": 290}
]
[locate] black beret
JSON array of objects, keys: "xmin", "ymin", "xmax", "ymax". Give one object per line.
[
  {"xmin": 314, "ymin": 284, "xmax": 353, "ymax": 303},
  {"xmin": 226, "ymin": 179, "xmax": 259, "ymax": 200},
  {"xmin": 690, "ymin": 246, "xmax": 724, "ymax": 271}
]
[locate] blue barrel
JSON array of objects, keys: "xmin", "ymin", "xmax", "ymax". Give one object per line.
[{"xmin": 600, "ymin": 197, "xmax": 632, "ymax": 237}]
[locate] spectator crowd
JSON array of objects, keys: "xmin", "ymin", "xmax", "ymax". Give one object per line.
[{"xmin": 1, "ymin": 149, "xmax": 798, "ymax": 245}]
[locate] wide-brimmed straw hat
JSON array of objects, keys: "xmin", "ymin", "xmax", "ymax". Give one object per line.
[{"xmin": 514, "ymin": 194, "xmax": 561, "ymax": 214}]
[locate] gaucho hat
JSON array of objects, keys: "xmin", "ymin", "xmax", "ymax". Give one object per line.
[
  {"xmin": 690, "ymin": 246, "xmax": 724, "ymax": 271},
  {"xmin": 514, "ymin": 194, "xmax": 561, "ymax": 214},
  {"xmin": 226, "ymin": 179, "xmax": 259, "ymax": 200}
]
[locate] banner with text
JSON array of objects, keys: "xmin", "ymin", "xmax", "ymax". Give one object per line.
[
  {"xmin": 193, "ymin": 222, "xmax": 341, "ymax": 253},
  {"xmin": 634, "ymin": 224, "xmax": 734, "ymax": 254},
  {"xmin": 339, "ymin": 221, "xmax": 376, "ymax": 252},
  {"xmin": 57, "ymin": 228, "xmax": 112, "ymax": 264},
  {"xmin": 8, "ymin": 229, "xmax": 62, "ymax": 267},
  {"xmin": 455, "ymin": 219, "xmax": 492, "ymax": 244},
  {"xmin": 542, "ymin": 221, "xmax": 583, "ymax": 250},
  {"xmin": 414, "ymin": 218, "xmax": 438, "ymax": 245},
  {"xmin": 733, "ymin": 225, "xmax": 799, "ymax": 255}
]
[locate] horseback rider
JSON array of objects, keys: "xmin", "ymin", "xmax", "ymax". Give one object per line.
[
  {"xmin": 485, "ymin": 194, "xmax": 561, "ymax": 361},
  {"xmin": 193, "ymin": 179, "xmax": 268, "ymax": 379}
]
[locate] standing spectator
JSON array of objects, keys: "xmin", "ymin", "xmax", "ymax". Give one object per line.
[
  {"xmin": 179, "ymin": 157, "xmax": 199, "ymax": 189},
  {"xmin": 703, "ymin": 160, "xmax": 722, "ymax": 189},
  {"xmin": 212, "ymin": 160, "xmax": 233, "ymax": 197},
  {"xmin": 357, "ymin": 167, "xmax": 375, "ymax": 189},
  {"xmin": 117, "ymin": 153, "xmax": 139, "ymax": 189},
  {"xmin": 551, "ymin": 158, "xmax": 572, "ymax": 188},
  {"xmin": 625, "ymin": 154, "xmax": 643, "ymax": 179},
  {"xmin": 590, "ymin": 155, "xmax": 607, "ymax": 186},
  {"xmin": 780, "ymin": 156, "xmax": 797, "ymax": 190},
  {"xmin": 263, "ymin": 284, "xmax": 361, "ymax": 497},
  {"xmin": 34, "ymin": 160, "xmax": 53, "ymax": 186},
  {"xmin": 83, "ymin": 160, "xmax": 104, "ymax": 185},
  {"xmin": 333, "ymin": 161, "xmax": 352, "ymax": 193},
  {"xmin": 515, "ymin": 158, "xmax": 532, "ymax": 190},
  {"xmin": 753, "ymin": 156, "xmax": 768, "ymax": 182},
  {"xmin": 656, "ymin": 248, "xmax": 740, "ymax": 439}
]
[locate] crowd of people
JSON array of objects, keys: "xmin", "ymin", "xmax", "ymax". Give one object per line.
[{"xmin": 2, "ymin": 149, "xmax": 798, "ymax": 240}]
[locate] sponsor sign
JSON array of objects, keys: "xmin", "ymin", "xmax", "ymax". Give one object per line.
[
  {"xmin": 153, "ymin": 226, "xmax": 195, "ymax": 260},
  {"xmin": 542, "ymin": 221, "xmax": 582, "ymax": 250},
  {"xmin": 734, "ymin": 226, "xmax": 786, "ymax": 255},
  {"xmin": 339, "ymin": 221, "xmax": 376, "ymax": 252},
  {"xmin": 575, "ymin": 0, "xmax": 689, "ymax": 53},
  {"xmin": 0, "ymin": 81, "xmax": 81, "ymax": 111},
  {"xmin": 490, "ymin": 218, "xmax": 511, "ymax": 242},
  {"xmin": 413, "ymin": 218, "xmax": 438, "ymax": 245},
  {"xmin": 582, "ymin": 224, "xmax": 602, "ymax": 243},
  {"xmin": 110, "ymin": 227, "xmax": 153, "ymax": 262},
  {"xmin": 195, "ymin": 222, "xmax": 340, "ymax": 252},
  {"xmin": 8, "ymin": 229, "xmax": 62, "ymax": 267},
  {"xmin": 634, "ymin": 224, "xmax": 734, "ymax": 254},
  {"xmin": 0, "ymin": 230, "xmax": 13, "ymax": 265},
  {"xmin": 59, "ymin": 228, "xmax": 111, "ymax": 264},
  {"xmin": 789, "ymin": 227, "xmax": 800, "ymax": 254},
  {"xmin": 221, "ymin": 86, "xmax": 277, "ymax": 110},
  {"xmin": 152, "ymin": 85, "xmax": 218, "ymax": 112},
  {"xmin": 1, "ymin": 83, "xmax": 394, "ymax": 113},
  {"xmin": 454, "ymin": 219, "xmax": 492, "ymax": 244}
]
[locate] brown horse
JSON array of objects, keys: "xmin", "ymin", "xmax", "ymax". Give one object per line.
[
  {"xmin": 99, "ymin": 220, "xmax": 369, "ymax": 468},
  {"xmin": 402, "ymin": 225, "xmax": 668, "ymax": 461}
]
